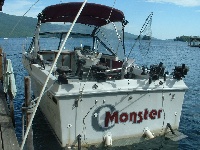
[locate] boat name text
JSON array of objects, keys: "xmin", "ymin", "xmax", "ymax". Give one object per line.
[
  {"xmin": 91, "ymin": 105, "xmax": 163, "ymax": 131},
  {"xmin": 105, "ymin": 108, "xmax": 162, "ymax": 127}
]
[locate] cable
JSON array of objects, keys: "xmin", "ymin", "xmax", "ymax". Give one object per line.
[{"xmin": 20, "ymin": 1, "xmax": 88, "ymax": 149}]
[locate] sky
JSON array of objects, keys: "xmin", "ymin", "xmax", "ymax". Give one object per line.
[{"xmin": 1, "ymin": 0, "xmax": 200, "ymax": 40}]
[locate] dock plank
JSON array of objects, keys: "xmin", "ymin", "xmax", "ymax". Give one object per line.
[{"xmin": 0, "ymin": 83, "xmax": 20, "ymax": 150}]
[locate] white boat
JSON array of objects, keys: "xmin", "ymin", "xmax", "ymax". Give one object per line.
[{"xmin": 22, "ymin": 2, "xmax": 189, "ymax": 149}]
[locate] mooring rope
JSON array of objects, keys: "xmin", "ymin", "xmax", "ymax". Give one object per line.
[
  {"xmin": 158, "ymin": 85, "xmax": 167, "ymax": 149},
  {"xmin": 78, "ymin": 0, "xmax": 121, "ymax": 100},
  {"xmin": 111, "ymin": 21, "xmax": 123, "ymax": 54},
  {"xmin": 20, "ymin": 1, "xmax": 88, "ymax": 149},
  {"xmin": 78, "ymin": 0, "xmax": 119, "ymax": 95},
  {"xmin": 79, "ymin": 0, "xmax": 119, "ymax": 143}
]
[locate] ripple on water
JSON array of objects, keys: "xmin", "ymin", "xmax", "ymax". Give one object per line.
[{"xmin": 0, "ymin": 38, "xmax": 200, "ymax": 149}]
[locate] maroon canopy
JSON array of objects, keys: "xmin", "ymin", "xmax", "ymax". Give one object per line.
[{"xmin": 40, "ymin": 2, "xmax": 125, "ymax": 26}]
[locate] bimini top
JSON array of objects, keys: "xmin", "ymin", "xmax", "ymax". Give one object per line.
[{"xmin": 40, "ymin": 2, "xmax": 125, "ymax": 26}]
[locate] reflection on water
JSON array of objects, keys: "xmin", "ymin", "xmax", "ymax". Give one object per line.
[{"xmin": 33, "ymin": 108, "xmax": 63, "ymax": 150}]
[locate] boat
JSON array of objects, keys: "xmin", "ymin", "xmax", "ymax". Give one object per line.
[
  {"xmin": 22, "ymin": 2, "xmax": 189, "ymax": 149},
  {"xmin": 188, "ymin": 36, "xmax": 200, "ymax": 47}
]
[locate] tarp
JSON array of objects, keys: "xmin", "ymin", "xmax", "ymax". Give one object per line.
[{"xmin": 3, "ymin": 59, "xmax": 17, "ymax": 98}]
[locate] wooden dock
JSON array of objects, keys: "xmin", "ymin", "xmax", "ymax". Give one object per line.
[
  {"xmin": 0, "ymin": 48, "xmax": 20, "ymax": 150},
  {"xmin": 0, "ymin": 83, "xmax": 20, "ymax": 150}
]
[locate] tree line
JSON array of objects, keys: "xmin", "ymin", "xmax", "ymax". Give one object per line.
[{"xmin": 174, "ymin": 35, "xmax": 190, "ymax": 42}]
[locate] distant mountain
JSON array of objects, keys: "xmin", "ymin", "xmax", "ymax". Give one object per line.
[
  {"xmin": 0, "ymin": 12, "xmax": 138, "ymax": 39},
  {"xmin": 124, "ymin": 32, "xmax": 138, "ymax": 40},
  {"xmin": 0, "ymin": 12, "xmax": 37, "ymax": 37}
]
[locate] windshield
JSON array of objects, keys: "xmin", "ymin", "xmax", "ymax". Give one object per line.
[{"xmin": 37, "ymin": 22, "xmax": 125, "ymax": 60}]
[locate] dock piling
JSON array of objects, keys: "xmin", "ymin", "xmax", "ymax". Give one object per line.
[
  {"xmin": 24, "ymin": 76, "xmax": 34, "ymax": 150},
  {"xmin": 8, "ymin": 88, "xmax": 15, "ymax": 128}
]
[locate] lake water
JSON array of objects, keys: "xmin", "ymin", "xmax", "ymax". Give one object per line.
[{"xmin": 0, "ymin": 38, "xmax": 199, "ymax": 150}]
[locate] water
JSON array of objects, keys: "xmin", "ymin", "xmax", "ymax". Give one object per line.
[{"xmin": 0, "ymin": 38, "xmax": 200, "ymax": 149}]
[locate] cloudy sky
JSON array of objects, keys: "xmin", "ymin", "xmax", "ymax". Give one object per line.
[{"xmin": 2, "ymin": 0, "xmax": 200, "ymax": 39}]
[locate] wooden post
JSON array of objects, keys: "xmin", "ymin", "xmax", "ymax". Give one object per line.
[
  {"xmin": 8, "ymin": 86, "xmax": 15, "ymax": 128},
  {"xmin": 3, "ymin": 53, "xmax": 7, "ymax": 101},
  {"xmin": 0, "ymin": 47, "xmax": 3, "ymax": 81},
  {"xmin": 24, "ymin": 76, "xmax": 34, "ymax": 150},
  {"xmin": 3, "ymin": 52, "xmax": 6, "ymax": 73}
]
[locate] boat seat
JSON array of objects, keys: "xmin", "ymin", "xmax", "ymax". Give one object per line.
[
  {"xmin": 91, "ymin": 65, "xmax": 107, "ymax": 72},
  {"xmin": 75, "ymin": 50, "xmax": 102, "ymax": 68},
  {"xmin": 56, "ymin": 66, "xmax": 72, "ymax": 74}
]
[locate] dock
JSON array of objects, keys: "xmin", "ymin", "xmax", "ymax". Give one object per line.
[
  {"xmin": 188, "ymin": 36, "xmax": 200, "ymax": 47},
  {"xmin": 0, "ymin": 48, "xmax": 20, "ymax": 150},
  {"xmin": 0, "ymin": 83, "xmax": 20, "ymax": 150}
]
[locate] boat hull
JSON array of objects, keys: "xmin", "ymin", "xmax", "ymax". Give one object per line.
[
  {"xmin": 50, "ymin": 92, "xmax": 185, "ymax": 147},
  {"xmin": 22, "ymin": 55, "xmax": 187, "ymax": 148}
]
